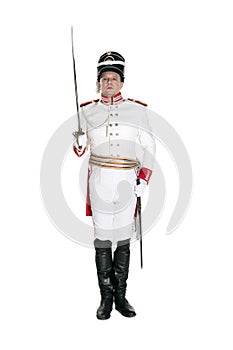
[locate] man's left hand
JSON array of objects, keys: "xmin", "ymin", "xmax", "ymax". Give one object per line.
[{"xmin": 134, "ymin": 179, "xmax": 147, "ymax": 197}]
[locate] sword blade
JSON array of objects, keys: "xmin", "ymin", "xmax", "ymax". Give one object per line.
[{"xmin": 71, "ymin": 26, "xmax": 82, "ymax": 132}]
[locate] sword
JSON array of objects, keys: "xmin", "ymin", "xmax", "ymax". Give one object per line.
[
  {"xmin": 137, "ymin": 179, "xmax": 143, "ymax": 269},
  {"xmin": 71, "ymin": 26, "xmax": 84, "ymax": 149}
]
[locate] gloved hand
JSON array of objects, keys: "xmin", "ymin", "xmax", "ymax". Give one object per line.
[
  {"xmin": 73, "ymin": 131, "xmax": 86, "ymax": 149},
  {"xmin": 134, "ymin": 178, "xmax": 147, "ymax": 197},
  {"xmin": 73, "ymin": 132, "xmax": 87, "ymax": 157}
]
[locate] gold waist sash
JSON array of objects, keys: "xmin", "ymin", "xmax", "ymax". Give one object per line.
[{"xmin": 89, "ymin": 153, "xmax": 140, "ymax": 170}]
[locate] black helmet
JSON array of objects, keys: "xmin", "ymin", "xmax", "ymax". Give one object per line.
[{"xmin": 97, "ymin": 51, "xmax": 125, "ymax": 82}]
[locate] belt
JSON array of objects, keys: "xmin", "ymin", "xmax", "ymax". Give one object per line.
[{"xmin": 89, "ymin": 153, "xmax": 140, "ymax": 169}]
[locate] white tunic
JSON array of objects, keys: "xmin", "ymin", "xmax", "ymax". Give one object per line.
[{"xmin": 75, "ymin": 98, "xmax": 156, "ymax": 243}]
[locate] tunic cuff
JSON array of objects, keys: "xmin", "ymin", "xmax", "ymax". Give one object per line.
[
  {"xmin": 73, "ymin": 146, "xmax": 87, "ymax": 158},
  {"xmin": 138, "ymin": 167, "xmax": 153, "ymax": 184}
]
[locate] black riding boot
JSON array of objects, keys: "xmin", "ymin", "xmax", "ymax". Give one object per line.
[
  {"xmin": 95, "ymin": 242, "xmax": 113, "ymax": 320},
  {"xmin": 113, "ymin": 242, "xmax": 136, "ymax": 317}
]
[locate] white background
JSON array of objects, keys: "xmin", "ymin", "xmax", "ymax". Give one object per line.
[{"xmin": 1, "ymin": 0, "xmax": 233, "ymax": 349}]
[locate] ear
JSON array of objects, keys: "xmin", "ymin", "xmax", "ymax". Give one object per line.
[{"xmin": 96, "ymin": 81, "xmax": 101, "ymax": 93}]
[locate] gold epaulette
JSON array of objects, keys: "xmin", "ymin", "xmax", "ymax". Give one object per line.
[
  {"xmin": 128, "ymin": 98, "xmax": 148, "ymax": 107},
  {"xmin": 80, "ymin": 99, "xmax": 99, "ymax": 107}
]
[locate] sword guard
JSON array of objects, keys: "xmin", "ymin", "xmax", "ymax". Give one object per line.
[{"xmin": 72, "ymin": 129, "xmax": 85, "ymax": 138}]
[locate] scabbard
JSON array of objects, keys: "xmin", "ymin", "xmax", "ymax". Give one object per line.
[{"xmin": 137, "ymin": 180, "xmax": 143, "ymax": 269}]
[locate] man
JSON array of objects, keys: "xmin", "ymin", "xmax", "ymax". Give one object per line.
[{"xmin": 73, "ymin": 51, "xmax": 155, "ymax": 319}]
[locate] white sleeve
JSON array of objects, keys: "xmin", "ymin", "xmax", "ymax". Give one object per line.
[{"xmin": 137, "ymin": 110, "xmax": 156, "ymax": 171}]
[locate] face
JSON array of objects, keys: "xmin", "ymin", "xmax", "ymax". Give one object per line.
[{"xmin": 99, "ymin": 71, "xmax": 123, "ymax": 97}]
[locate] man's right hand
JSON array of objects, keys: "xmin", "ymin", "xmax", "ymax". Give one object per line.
[{"xmin": 73, "ymin": 132, "xmax": 87, "ymax": 157}]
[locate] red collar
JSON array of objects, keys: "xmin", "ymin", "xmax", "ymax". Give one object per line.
[{"xmin": 101, "ymin": 92, "xmax": 123, "ymax": 105}]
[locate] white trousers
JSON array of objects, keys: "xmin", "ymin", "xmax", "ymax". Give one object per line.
[{"xmin": 89, "ymin": 165, "xmax": 137, "ymax": 244}]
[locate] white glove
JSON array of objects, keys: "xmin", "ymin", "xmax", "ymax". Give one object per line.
[
  {"xmin": 73, "ymin": 133, "xmax": 87, "ymax": 153},
  {"xmin": 134, "ymin": 179, "xmax": 147, "ymax": 197}
]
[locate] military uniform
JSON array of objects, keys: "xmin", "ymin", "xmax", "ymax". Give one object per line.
[
  {"xmin": 73, "ymin": 52, "xmax": 155, "ymax": 319},
  {"xmin": 74, "ymin": 93, "xmax": 155, "ymax": 244}
]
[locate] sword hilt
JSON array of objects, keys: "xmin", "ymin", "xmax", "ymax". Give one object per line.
[{"xmin": 72, "ymin": 129, "xmax": 85, "ymax": 150}]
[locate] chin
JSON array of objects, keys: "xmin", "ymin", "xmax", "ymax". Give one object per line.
[{"xmin": 106, "ymin": 91, "xmax": 115, "ymax": 96}]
